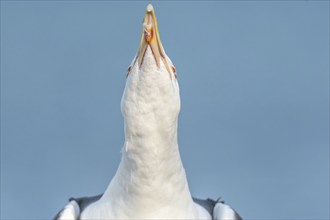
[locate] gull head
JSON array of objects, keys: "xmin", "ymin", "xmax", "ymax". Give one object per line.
[{"xmin": 121, "ymin": 4, "xmax": 180, "ymax": 131}]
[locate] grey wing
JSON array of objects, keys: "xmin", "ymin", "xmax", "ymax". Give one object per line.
[
  {"xmin": 193, "ymin": 197, "xmax": 215, "ymax": 215},
  {"xmin": 54, "ymin": 194, "xmax": 103, "ymax": 220}
]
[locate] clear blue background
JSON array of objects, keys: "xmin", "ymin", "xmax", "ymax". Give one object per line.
[{"xmin": 1, "ymin": 1, "xmax": 329, "ymax": 219}]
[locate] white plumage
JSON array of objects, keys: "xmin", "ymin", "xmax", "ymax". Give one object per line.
[
  {"xmin": 55, "ymin": 4, "xmax": 241, "ymax": 220},
  {"xmin": 56, "ymin": 201, "xmax": 80, "ymax": 220},
  {"xmin": 81, "ymin": 46, "xmax": 203, "ymax": 219}
]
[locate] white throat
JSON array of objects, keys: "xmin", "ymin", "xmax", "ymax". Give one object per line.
[{"xmin": 100, "ymin": 47, "xmax": 198, "ymax": 218}]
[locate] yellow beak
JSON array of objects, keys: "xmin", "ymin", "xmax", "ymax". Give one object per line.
[{"xmin": 132, "ymin": 4, "xmax": 173, "ymax": 78}]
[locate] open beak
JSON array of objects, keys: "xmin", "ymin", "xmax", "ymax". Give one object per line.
[{"xmin": 131, "ymin": 4, "xmax": 174, "ymax": 78}]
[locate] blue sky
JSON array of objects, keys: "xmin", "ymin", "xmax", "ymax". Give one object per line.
[{"xmin": 1, "ymin": 1, "xmax": 329, "ymax": 219}]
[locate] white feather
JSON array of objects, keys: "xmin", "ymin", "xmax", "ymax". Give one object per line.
[
  {"xmin": 80, "ymin": 47, "xmax": 209, "ymax": 219},
  {"xmin": 57, "ymin": 200, "xmax": 80, "ymax": 220},
  {"xmin": 195, "ymin": 203, "xmax": 212, "ymax": 219},
  {"xmin": 213, "ymin": 202, "xmax": 240, "ymax": 220}
]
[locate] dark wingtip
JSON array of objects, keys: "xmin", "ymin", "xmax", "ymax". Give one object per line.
[
  {"xmin": 235, "ymin": 211, "xmax": 243, "ymax": 220},
  {"xmin": 53, "ymin": 208, "xmax": 64, "ymax": 220}
]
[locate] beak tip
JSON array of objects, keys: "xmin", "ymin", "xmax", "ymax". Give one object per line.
[{"xmin": 146, "ymin": 4, "xmax": 154, "ymax": 12}]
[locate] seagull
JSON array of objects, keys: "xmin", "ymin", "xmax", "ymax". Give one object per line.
[{"xmin": 54, "ymin": 4, "xmax": 242, "ymax": 220}]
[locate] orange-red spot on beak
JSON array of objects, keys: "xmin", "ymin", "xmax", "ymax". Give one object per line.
[{"xmin": 144, "ymin": 28, "xmax": 154, "ymax": 42}]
